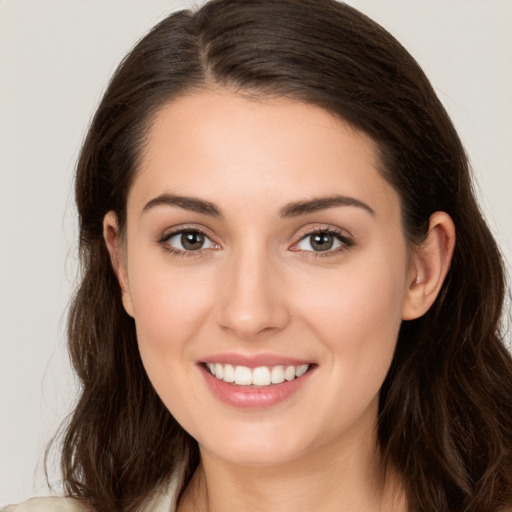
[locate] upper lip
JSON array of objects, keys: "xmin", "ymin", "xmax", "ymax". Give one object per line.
[{"xmin": 199, "ymin": 353, "xmax": 313, "ymax": 368}]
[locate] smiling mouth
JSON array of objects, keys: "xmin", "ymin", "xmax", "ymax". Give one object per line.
[{"xmin": 204, "ymin": 362, "xmax": 311, "ymax": 387}]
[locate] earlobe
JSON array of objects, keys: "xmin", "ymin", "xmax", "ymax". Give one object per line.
[
  {"xmin": 402, "ymin": 212, "xmax": 456, "ymax": 320},
  {"xmin": 103, "ymin": 211, "xmax": 134, "ymax": 317}
]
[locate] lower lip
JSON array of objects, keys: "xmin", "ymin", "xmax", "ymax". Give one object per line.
[{"xmin": 200, "ymin": 365, "xmax": 314, "ymax": 409}]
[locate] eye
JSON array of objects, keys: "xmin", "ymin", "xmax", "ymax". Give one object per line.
[
  {"xmin": 293, "ymin": 229, "xmax": 353, "ymax": 253},
  {"xmin": 162, "ymin": 229, "xmax": 217, "ymax": 252}
]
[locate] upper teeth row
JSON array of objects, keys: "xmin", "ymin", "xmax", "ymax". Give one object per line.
[{"xmin": 206, "ymin": 363, "xmax": 310, "ymax": 386}]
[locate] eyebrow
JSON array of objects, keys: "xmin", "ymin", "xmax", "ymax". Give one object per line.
[
  {"xmin": 142, "ymin": 193, "xmax": 375, "ymax": 218},
  {"xmin": 142, "ymin": 194, "xmax": 223, "ymax": 217},
  {"xmin": 279, "ymin": 195, "xmax": 375, "ymax": 218}
]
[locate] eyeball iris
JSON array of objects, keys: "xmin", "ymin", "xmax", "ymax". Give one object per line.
[
  {"xmin": 181, "ymin": 231, "xmax": 205, "ymax": 250},
  {"xmin": 310, "ymin": 232, "xmax": 335, "ymax": 251}
]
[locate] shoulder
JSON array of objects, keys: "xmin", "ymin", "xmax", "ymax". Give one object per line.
[
  {"xmin": 1, "ymin": 462, "xmax": 185, "ymax": 512},
  {"xmin": 1, "ymin": 497, "xmax": 90, "ymax": 512}
]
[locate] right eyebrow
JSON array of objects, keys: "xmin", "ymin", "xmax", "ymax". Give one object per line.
[{"xmin": 142, "ymin": 194, "xmax": 223, "ymax": 218}]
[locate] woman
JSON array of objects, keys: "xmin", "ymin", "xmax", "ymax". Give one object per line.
[{"xmin": 3, "ymin": 0, "xmax": 511, "ymax": 510}]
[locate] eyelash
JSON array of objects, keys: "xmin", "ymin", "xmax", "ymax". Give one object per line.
[
  {"xmin": 292, "ymin": 227, "xmax": 354, "ymax": 258},
  {"xmin": 158, "ymin": 226, "xmax": 354, "ymax": 259},
  {"xmin": 157, "ymin": 226, "xmax": 217, "ymax": 259}
]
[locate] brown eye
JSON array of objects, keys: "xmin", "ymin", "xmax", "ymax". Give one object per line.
[
  {"xmin": 310, "ymin": 233, "xmax": 334, "ymax": 251},
  {"xmin": 294, "ymin": 230, "xmax": 353, "ymax": 254},
  {"xmin": 181, "ymin": 231, "xmax": 205, "ymax": 250},
  {"xmin": 164, "ymin": 230, "xmax": 215, "ymax": 252}
]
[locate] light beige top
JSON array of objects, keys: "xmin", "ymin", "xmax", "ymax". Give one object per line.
[{"xmin": 1, "ymin": 472, "xmax": 182, "ymax": 512}]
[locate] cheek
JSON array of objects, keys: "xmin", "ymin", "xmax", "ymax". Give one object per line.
[
  {"xmin": 300, "ymin": 255, "xmax": 406, "ymax": 325},
  {"xmin": 294, "ymin": 251, "xmax": 408, "ymax": 372},
  {"xmin": 126, "ymin": 264, "xmax": 217, "ymax": 424},
  {"xmin": 127, "ymin": 259, "xmax": 215, "ymax": 360},
  {"xmin": 287, "ymin": 255, "xmax": 408, "ymax": 436}
]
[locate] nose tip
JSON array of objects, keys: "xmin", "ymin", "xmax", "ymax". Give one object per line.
[
  {"xmin": 215, "ymin": 259, "xmax": 290, "ymax": 340},
  {"xmin": 219, "ymin": 307, "xmax": 287, "ymax": 339}
]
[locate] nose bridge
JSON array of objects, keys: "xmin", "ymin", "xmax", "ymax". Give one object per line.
[{"xmin": 216, "ymin": 237, "xmax": 289, "ymax": 338}]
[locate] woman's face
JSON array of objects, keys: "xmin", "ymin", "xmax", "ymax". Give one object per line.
[{"xmin": 111, "ymin": 90, "xmax": 418, "ymax": 467}]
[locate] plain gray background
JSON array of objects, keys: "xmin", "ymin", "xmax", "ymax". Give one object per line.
[{"xmin": 1, "ymin": 0, "xmax": 511, "ymax": 504}]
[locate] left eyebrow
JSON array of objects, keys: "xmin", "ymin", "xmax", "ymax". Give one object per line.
[{"xmin": 279, "ymin": 195, "xmax": 376, "ymax": 218}]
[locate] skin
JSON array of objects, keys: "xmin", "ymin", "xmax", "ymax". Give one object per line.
[{"xmin": 104, "ymin": 90, "xmax": 455, "ymax": 511}]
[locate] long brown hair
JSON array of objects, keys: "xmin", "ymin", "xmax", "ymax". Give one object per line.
[{"xmin": 52, "ymin": 1, "xmax": 512, "ymax": 510}]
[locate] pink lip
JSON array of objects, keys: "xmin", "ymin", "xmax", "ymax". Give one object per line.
[
  {"xmin": 198, "ymin": 362, "xmax": 315, "ymax": 409},
  {"xmin": 200, "ymin": 352, "xmax": 312, "ymax": 368}
]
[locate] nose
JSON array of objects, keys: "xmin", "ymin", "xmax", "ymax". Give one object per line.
[{"xmin": 215, "ymin": 246, "xmax": 290, "ymax": 340}]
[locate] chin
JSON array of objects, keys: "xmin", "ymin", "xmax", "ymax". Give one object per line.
[{"xmin": 195, "ymin": 420, "xmax": 319, "ymax": 468}]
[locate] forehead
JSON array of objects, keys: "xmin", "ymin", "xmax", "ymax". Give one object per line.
[{"xmin": 129, "ymin": 90, "xmax": 400, "ymax": 221}]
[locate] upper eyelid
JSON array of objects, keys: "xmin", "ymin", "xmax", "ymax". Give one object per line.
[
  {"xmin": 293, "ymin": 224, "xmax": 353, "ymax": 241},
  {"xmin": 292, "ymin": 229, "xmax": 354, "ymax": 250},
  {"xmin": 159, "ymin": 224, "xmax": 217, "ymax": 241},
  {"xmin": 157, "ymin": 223, "xmax": 354, "ymax": 249},
  {"xmin": 159, "ymin": 227, "xmax": 218, "ymax": 255}
]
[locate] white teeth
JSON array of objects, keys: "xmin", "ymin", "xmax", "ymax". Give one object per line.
[
  {"xmin": 252, "ymin": 366, "xmax": 271, "ymax": 386},
  {"xmin": 284, "ymin": 365, "xmax": 296, "ymax": 381},
  {"xmin": 270, "ymin": 365, "xmax": 285, "ymax": 384},
  {"xmin": 223, "ymin": 364, "xmax": 235, "ymax": 383},
  {"xmin": 206, "ymin": 362, "xmax": 310, "ymax": 387},
  {"xmin": 295, "ymin": 364, "xmax": 309, "ymax": 378},
  {"xmin": 234, "ymin": 365, "xmax": 252, "ymax": 385}
]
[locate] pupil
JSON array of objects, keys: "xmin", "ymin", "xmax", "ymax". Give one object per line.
[
  {"xmin": 311, "ymin": 233, "xmax": 333, "ymax": 251},
  {"xmin": 181, "ymin": 231, "xmax": 204, "ymax": 250}
]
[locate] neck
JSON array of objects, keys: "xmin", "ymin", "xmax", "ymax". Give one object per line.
[{"xmin": 178, "ymin": 428, "xmax": 406, "ymax": 512}]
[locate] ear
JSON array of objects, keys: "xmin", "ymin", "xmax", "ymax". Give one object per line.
[
  {"xmin": 103, "ymin": 211, "xmax": 134, "ymax": 317},
  {"xmin": 402, "ymin": 211, "xmax": 456, "ymax": 320}
]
